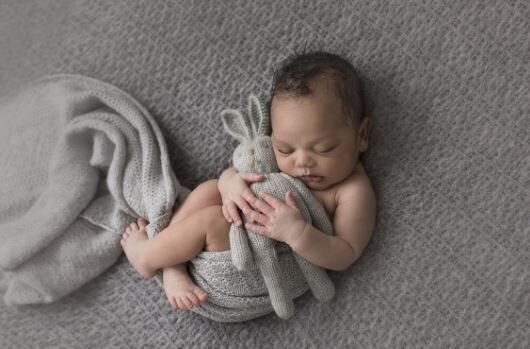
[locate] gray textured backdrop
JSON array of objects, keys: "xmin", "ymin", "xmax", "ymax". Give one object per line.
[{"xmin": 0, "ymin": 0, "xmax": 528, "ymax": 348}]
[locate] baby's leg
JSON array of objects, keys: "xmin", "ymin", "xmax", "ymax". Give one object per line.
[
  {"xmin": 121, "ymin": 205, "xmax": 228, "ymax": 277},
  {"xmin": 163, "ymin": 179, "xmax": 224, "ymax": 309},
  {"xmin": 168, "ymin": 179, "xmax": 223, "ymax": 225}
]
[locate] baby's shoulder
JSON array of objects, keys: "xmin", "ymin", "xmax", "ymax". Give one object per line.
[
  {"xmin": 310, "ymin": 163, "xmax": 375, "ymax": 220},
  {"xmin": 335, "ymin": 162, "xmax": 375, "ymax": 205}
]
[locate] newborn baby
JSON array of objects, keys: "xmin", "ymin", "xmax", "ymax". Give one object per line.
[{"xmin": 121, "ymin": 50, "xmax": 376, "ymax": 311}]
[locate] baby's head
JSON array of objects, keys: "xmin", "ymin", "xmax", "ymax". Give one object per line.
[{"xmin": 267, "ymin": 51, "xmax": 371, "ymax": 190}]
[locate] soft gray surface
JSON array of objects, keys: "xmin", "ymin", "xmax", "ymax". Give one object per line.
[{"xmin": 0, "ymin": 0, "xmax": 528, "ymax": 348}]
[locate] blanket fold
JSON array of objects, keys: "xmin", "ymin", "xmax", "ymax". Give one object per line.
[{"xmin": 0, "ymin": 74, "xmax": 181, "ymax": 305}]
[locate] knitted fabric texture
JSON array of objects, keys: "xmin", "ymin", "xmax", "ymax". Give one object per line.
[
  {"xmin": 185, "ymin": 95, "xmax": 335, "ymax": 322},
  {"xmin": 0, "ymin": 74, "xmax": 182, "ymax": 305}
]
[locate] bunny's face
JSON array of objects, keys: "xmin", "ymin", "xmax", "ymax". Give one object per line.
[
  {"xmin": 232, "ymin": 136, "xmax": 278, "ymax": 174},
  {"xmin": 222, "ymin": 94, "xmax": 279, "ymax": 174}
]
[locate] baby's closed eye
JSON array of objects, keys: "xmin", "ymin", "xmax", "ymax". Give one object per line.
[
  {"xmin": 277, "ymin": 148, "xmax": 294, "ymax": 154},
  {"xmin": 314, "ymin": 144, "xmax": 338, "ymax": 153}
]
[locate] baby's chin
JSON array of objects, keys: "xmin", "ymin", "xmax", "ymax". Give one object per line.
[{"xmin": 300, "ymin": 177, "xmax": 331, "ymax": 190}]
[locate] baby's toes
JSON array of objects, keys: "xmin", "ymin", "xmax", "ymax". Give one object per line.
[
  {"xmin": 177, "ymin": 296, "xmax": 192, "ymax": 309},
  {"xmin": 175, "ymin": 296, "xmax": 185, "ymax": 309},
  {"xmin": 186, "ymin": 293, "xmax": 200, "ymax": 307},
  {"xmin": 129, "ymin": 222, "xmax": 138, "ymax": 231},
  {"xmin": 194, "ymin": 288, "xmax": 208, "ymax": 302},
  {"xmin": 168, "ymin": 296, "xmax": 178, "ymax": 309},
  {"xmin": 137, "ymin": 218, "xmax": 148, "ymax": 229}
]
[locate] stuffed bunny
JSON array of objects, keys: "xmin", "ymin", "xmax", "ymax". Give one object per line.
[{"xmin": 221, "ymin": 94, "xmax": 335, "ymax": 319}]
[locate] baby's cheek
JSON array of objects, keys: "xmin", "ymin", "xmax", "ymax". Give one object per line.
[
  {"xmin": 324, "ymin": 157, "xmax": 345, "ymax": 173},
  {"xmin": 276, "ymin": 157, "xmax": 291, "ymax": 173},
  {"xmin": 335, "ymin": 156, "xmax": 356, "ymax": 174}
]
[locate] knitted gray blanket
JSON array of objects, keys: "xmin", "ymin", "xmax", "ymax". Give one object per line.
[{"xmin": 0, "ymin": 74, "xmax": 182, "ymax": 305}]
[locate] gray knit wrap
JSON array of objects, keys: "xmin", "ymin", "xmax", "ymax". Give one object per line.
[{"xmin": 187, "ymin": 95, "xmax": 335, "ymax": 322}]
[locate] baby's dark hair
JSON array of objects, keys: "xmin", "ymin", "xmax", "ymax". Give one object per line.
[{"xmin": 267, "ymin": 50, "xmax": 364, "ymax": 126}]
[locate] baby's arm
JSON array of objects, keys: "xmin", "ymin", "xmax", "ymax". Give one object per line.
[
  {"xmin": 289, "ymin": 181, "xmax": 376, "ymax": 271},
  {"xmin": 217, "ymin": 167, "xmax": 265, "ymax": 225}
]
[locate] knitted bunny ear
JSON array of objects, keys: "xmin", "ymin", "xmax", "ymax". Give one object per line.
[
  {"xmin": 248, "ymin": 94, "xmax": 270, "ymax": 136},
  {"xmin": 221, "ymin": 108, "xmax": 252, "ymax": 143}
]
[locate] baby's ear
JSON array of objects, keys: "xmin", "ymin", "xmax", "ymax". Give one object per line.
[
  {"xmin": 358, "ymin": 117, "xmax": 371, "ymax": 152},
  {"xmin": 221, "ymin": 109, "xmax": 251, "ymax": 143},
  {"xmin": 248, "ymin": 94, "xmax": 270, "ymax": 136}
]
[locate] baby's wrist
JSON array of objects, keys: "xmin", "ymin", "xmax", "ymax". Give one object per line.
[
  {"xmin": 286, "ymin": 220, "xmax": 308, "ymax": 248},
  {"xmin": 218, "ymin": 168, "xmax": 235, "ymax": 189}
]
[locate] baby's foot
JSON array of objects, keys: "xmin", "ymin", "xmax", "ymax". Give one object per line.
[
  {"xmin": 120, "ymin": 218, "xmax": 156, "ymax": 279},
  {"xmin": 162, "ymin": 265, "xmax": 208, "ymax": 310}
]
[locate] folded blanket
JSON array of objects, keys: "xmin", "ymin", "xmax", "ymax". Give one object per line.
[{"xmin": 0, "ymin": 74, "xmax": 183, "ymax": 305}]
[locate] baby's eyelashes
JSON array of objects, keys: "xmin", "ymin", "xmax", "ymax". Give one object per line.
[
  {"xmin": 277, "ymin": 149, "xmax": 293, "ymax": 154},
  {"xmin": 315, "ymin": 146, "xmax": 337, "ymax": 153},
  {"xmin": 274, "ymin": 143, "xmax": 338, "ymax": 153}
]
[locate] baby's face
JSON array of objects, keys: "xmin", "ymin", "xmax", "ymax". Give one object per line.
[{"xmin": 270, "ymin": 79, "xmax": 367, "ymax": 190}]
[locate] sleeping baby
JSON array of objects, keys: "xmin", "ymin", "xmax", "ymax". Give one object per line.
[{"xmin": 120, "ymin": 50, "xmax": 376, "ymax": 318}]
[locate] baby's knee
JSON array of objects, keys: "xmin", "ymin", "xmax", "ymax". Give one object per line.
[
  {"xmin": 195, "ymin": 179, "xmax": 222, "ymax": 205},
  {"xmin": 200, "ymin": 205, "xmax": 228, "ymax": 228}
]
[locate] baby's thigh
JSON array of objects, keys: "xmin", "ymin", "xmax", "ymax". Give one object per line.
[
  {"xmin": 169, "ymin": 179, "xmax": 222, "ymax": 225},
  {"xmin": 201, "ymin": 205, "xmax": 230, "ymax": 252}
]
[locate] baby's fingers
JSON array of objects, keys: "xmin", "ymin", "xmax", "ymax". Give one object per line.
[
  {"xmin": 239, "ymin": 172, "xmax": 266, "ymax": 183},
  {"xmin": 222, "ymin": 205, "xmax": 231, "ymax": 223},
  {"xmin": 235, "ymin": 195, "xmax": 256, "ymax": 217},
  {"xmin": 226, "ymin": 201, "xmax": 242, "ymax": 226}
]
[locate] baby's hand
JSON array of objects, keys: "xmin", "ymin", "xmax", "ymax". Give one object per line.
[
  {"xmin": 218, "ymin": 167, "xmax": 265, "ymax": 225},
  {"xmin": 243, "ymin": 191, "xmax": 307, "ymax": 246}
]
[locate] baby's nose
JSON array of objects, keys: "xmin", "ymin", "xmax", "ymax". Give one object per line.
[{"xmin": 295, "ymin": 153, "xmax": 315, "ymax": 168}]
